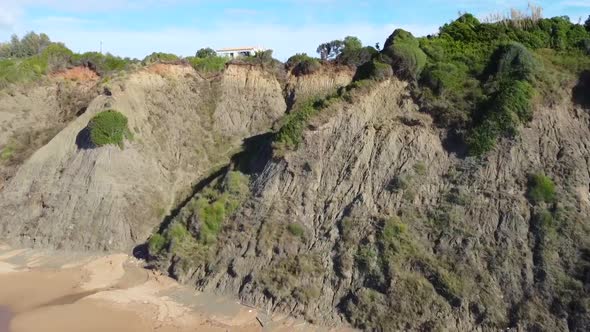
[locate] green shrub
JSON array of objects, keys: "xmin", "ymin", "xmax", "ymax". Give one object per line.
[
  {"xmin": 142, "ymin": 52, "xmax": 179, "ymax": 64},
  {"xmin": 72, "ymin": 52, "xmax": 133, "ymax": 74},
  {"xmin": 287, "ymin": 223, "xmax": 305, "ymax": 237},
  {"xmin": 88, "ymin": 110, "xmax": 133, "ymax": 148},
  {"xmin": 382, "ymin": 217, "xmax": 407, "ymax": 240},
  {"xmin": 167, "ymin": 222, "xmax": 191, "ymax": 243},
  {"xmin": 0, "ymin": 145, "xmax": 14, "ymax": 161},
  {"xmin": 286, "ymin": 53, "xmax": 321, "ymax": 76},
  {"xmin": 489, "ymin": 42, "xmax": 537, "ymax": 81},
  {"xmin": 188, "ymin": 171, "xmax": 250, "ymax": 245},
  {"xmin": 274, "ymin": 100, "xmax": 321, "ymax": 150},
  {"xmin": 354, "ymin": 60, "xmax": 393, "ymax": 81},
  {"xmin": 196, "ymin": 47, "xmax": 217, "ymax": 58},
  {"xmin": 467, "ymin": 79, "xmax": 534, "ymax": 155},
  {"xmin": 527, "ymin": 173, "xmax": 556, "ymax": 204},
  {"xmin": 0, "ymin": 41, "xmax": 75, "ymax": 78},
  {"xmin": 355, "ymin": 245, "xmax": 377, "ymax": 271},
  {"xmin": 186, "ymin": 56, "xmax": 227, "ymax": 73},
  {"xmin": 421, "ymin": 62, "xmax": 465, "ymax": 95},
  {"xmin": 337, "ymin": 46, "xmax": 378, "ymax": 66},
  {"xmin": 383, "ymin": 29, "xmax": 426, "ymax": 80},
  {"xmin": 413, "ymin": 162, "xmax": 427, "ymax": 176},
  {"xmin": 440, "ymin": 13, "xmax": 481, "ymax": 40},
  {"xmin": 237, "ymin": 50, "xmax": 275, "ymax": 65},
  {"xmin": 148, "ymin": 233, "xmax": 166, "ymax": 254},
  {"xmin": 388, "ymin": 174, "xmax": 411, "ymax": 192}
]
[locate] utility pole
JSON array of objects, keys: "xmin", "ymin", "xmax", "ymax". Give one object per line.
[{"xmin": 100, "ymin": 41, "xmax": 102, "ymax": 54}]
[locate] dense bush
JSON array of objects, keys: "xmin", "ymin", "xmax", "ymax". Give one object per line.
[
  {"xmin": 71, "ymin": 52, "xmax": 133, "ymax": 74},
  {"xmin": 148, "ymin": 233, "xmax": 166, "ymax": 254},
  {"xmin": 487, "ymin": 42, "xmax": 537, "ymax": 81},
  {"xmin": 41, "ymin": 43, "xmax": 74, "ymax": 72},
  {"xmin": 274, "ymin": 100, "xmax": 320, "ymax": 150},
  {"xmin": 192, "ymin": 171, "xmax": 249, "ymax": 245},
  {"xmin": 337, "ymin": 46, "xmax": 378, "ymax": 67},
  {"xmin": 383, "ymin": 29, "xmax": 426, "ymax": 80},
  {"xmin": 195, "ymin": 47, "xmax": 216, "ymax": 58},
  {"xmin": 88, "ymin": 110, "xmax": 133, "ymax": 148},
  {"xmin": 0, "ymin": 40, "xmax": 77, "ymax": 87},
  {"xmin": 527, "ymin": 173, "xmax": 556, "ymax": 204},
  {"xmin": 397, "ymin": 10, "xmax": 590, "ymax": 155},
  {"xmin": 467, "ymin": 79, "xmax": 534, "ymax": 155},
  {"xmin": 354, "ymin": 60, "xmax": 393, "ymax": 81},
  {"xmin": 148, "ymin": 171, "xmax": 250, "ymax": 257},
  {"xmin": 142, "ymin": 52, "xmax": 179, "ymax": 64},
  {"xmin": 286, "ymin": 53, "xmax": 321, "ymax": 76},
  {"xmin": 186, "ymin": 56, "xmax": 227, "ymax": 73}
]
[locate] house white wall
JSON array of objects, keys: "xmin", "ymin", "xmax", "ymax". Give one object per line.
[{"xmin": 216, "ymin": 47, "xmax": 263, "ymax": 58}]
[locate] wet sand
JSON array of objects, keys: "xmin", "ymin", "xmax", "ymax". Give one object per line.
[
  {"xmin": 0, "ymin": 244, "xmax": 336, "ymax": 332},
  {"xmin": 0, "ymin": 306, "xmax": 10, "ymax": 332}
]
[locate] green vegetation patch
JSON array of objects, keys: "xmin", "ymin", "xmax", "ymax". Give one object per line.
[
  {"xmin": 142, "ymin": 52, "xmax": 179, "ymax": 64},
  {"xmin": 287, "ymin": 223, "xmax": 305, "ymax": 238},
  {"xmin": 260, "ymin": 254, "xmax": 324, "ymax": 303},
  {"xmin": 148, "ymin": 171, "xmax": 250, "ymax": 259},
  {"xmin": 0, "ymin": 145, "xmax": 14, "ymax": 161},
  {"xmin": 383, "ymin": 29, "xmax": 427, "ymax": 80},
  {"xmin": 527, "ymin": 173, "xmax": 556, "ymax": 204},
  {"xmin": 286, "ymin": 53, "xmax": 321, "ymax": 76},
  {"xmin": 88, "ymin": 110, "xmax": 133, "ymax": 148},
  {"xmin": 72, "ymin": 52, "xmax": 135, "ymax": 74},
  {"xmin": 273, "ymin": 77, "xmax": 383, "ymax": 154},
  {"xmin": 148, "ymin": 233, "xmax": 166, "ymax": 254},
  {"xmin": 186, "ymin": 56, "xmax": 227, "ymax": 73},
  {"xmin": 402, "ymin": 12, "xmax": 590, "ymax": 155}
]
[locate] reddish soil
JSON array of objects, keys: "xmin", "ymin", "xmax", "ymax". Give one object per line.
[{"xmin": 52, "ymin": 67, "xmax": 99, "ymax": 82}]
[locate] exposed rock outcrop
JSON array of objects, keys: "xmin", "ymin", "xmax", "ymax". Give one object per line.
[
  {"xmin": 158, "ymin": 78, "xmax": 590, "ymax": 331},
  {"xmin": 0, "ymin": 64, "xmax": 353, "ymax": 251}
]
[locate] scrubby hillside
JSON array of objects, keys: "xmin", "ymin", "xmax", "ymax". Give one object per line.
[{"xmin": 146, "ymin": 12, "xmax": 590, "ymax": 332}]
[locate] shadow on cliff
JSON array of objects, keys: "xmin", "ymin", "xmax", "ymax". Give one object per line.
[
  {"xmin": 441, "ymin": 130, "xmax": 469, "ymax": 159},
  {"xmin": 573, "ymin": 70, "xmax": 590, "ymax": 109},
  {"xmin": 75, "ymin": 127, "xmax": 96, "ymax": 150}
]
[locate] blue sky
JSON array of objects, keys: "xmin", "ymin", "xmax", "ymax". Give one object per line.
[{"xmin": 0, "ymin": 0, "xmax": 589, "ymax": 60}]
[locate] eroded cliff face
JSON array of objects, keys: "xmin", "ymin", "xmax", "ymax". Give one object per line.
[
  {"xmin": 284, "ymin": 66, "xmax": 354, "ymax": 107},
  {"xmin": 2, "ymin": 60, "xmax": 589, "ymax": 330},
  {"xmin": 0, "ymin": 76, "xmax": 99, "ymax": 190},
  {"xmin": 0, "ymin": 64, "xmax": 353, "ymax": 251},
  {"xmin": 157, "ymin": 78, "xmax": 590, "ymax": 331}
]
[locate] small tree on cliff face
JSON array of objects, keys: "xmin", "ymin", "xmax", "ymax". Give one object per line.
[
  {"xmin": 585, "ymin": 16, "xmax": 590, "ymax": 32},
  {"xmin": 316, "ymin": 40, "xmax": 344, "ymax": 60}
]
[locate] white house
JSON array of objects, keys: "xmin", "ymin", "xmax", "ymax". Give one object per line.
[{"xmin": 216, "ymin": 47, "xmax": 264, "ymax": 58}]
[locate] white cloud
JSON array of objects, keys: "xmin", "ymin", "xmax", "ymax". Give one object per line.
[{"xmin": 0, "ymin": 2, "xmax": 22, "ymax": 30}]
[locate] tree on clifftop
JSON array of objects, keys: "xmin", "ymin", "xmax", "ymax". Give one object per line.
[
  {"xmin": 317, "ymin": 40, "xmax": 344, "ymax": 60},
  {"xmin": 196, "ymin": 47, "xmax": 216, "ymax": 58}
]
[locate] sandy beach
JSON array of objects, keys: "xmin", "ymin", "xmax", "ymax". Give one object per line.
[{"xmin": 0, "ymin": 244, "xmax": 327, "ymax": 332}]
